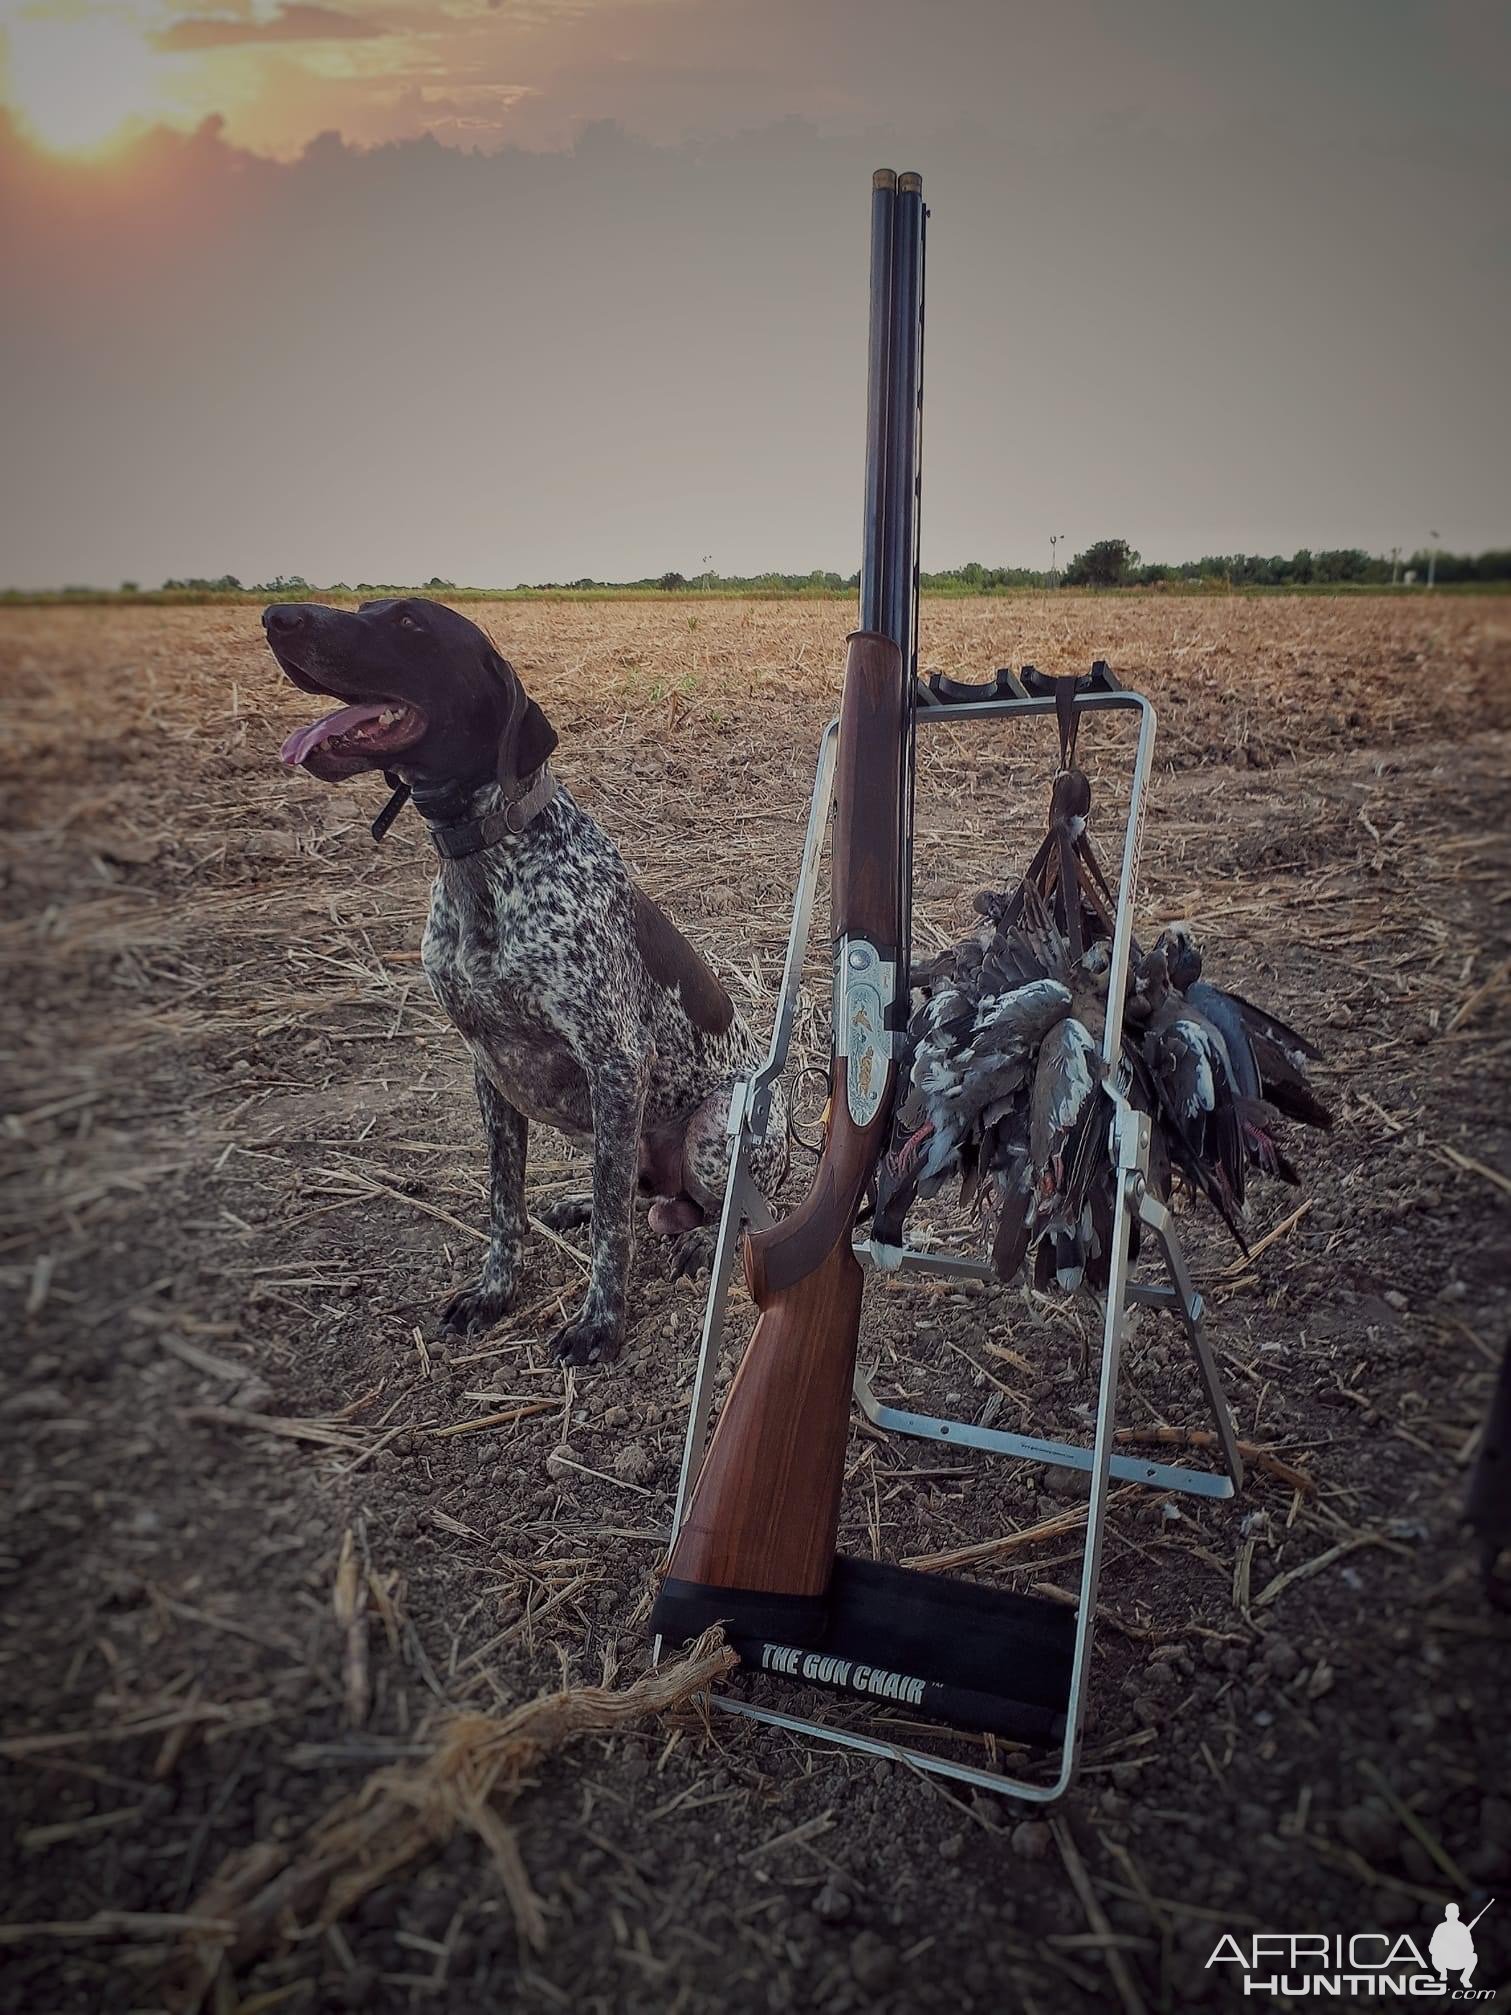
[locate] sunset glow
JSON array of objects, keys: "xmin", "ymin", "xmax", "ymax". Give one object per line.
[
  {"xmin": 0, "ymin": 0, "xmax": 645, "ymax": 160},
  {"xmin": 2, "ymin": 7, "xmax": 167, "ymax": 155}
]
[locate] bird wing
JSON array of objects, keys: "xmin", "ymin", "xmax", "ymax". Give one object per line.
[
  {"xmin": 968, "ymin": 978, "xmax": 1073, "ymax": 1053},
  {"xmin": 1250, "ymin": 1031, "xmax": 1334, "ymax": 1129},
  {"xmin": 1143, "ymin": 1016, "xmax": 1250, "ymax": 1246},
  {"xmin": 990, "ymin": 1185, "xmax": 1035, "ymax": 1281},
  {"xmin": 1186, "ymin": 981, "xmax": 1262, "ymax": 1100},
  {"xmin": 1220, "ymin": 986, "xmax": 1324, "ymax": 1064}
]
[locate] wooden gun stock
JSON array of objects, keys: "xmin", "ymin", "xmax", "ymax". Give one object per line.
[{"xmin": 661, "ymin": 631, "xmax": 906, "ymax": 1627}]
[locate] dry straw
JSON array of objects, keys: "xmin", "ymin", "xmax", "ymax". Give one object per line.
[{"xmin": 162, "ymin": 1628, "xmax": 735, "ymax": 2011}]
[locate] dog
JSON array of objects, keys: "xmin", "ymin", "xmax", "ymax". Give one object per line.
[{"xmin": 264, "ymin": 596, "xmax": 785, "ymax": 1365}]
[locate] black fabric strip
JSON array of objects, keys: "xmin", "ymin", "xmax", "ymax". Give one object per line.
[
  {"xmin": 728, "ymin": 1641, "xmax": 1068, "ymax": 1748},
  {"xmin": 653, "ymin": 1554, "xmax": 1076, "ymax": 1745}
]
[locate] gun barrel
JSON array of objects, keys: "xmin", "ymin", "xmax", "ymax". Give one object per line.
[
  {"xmin": 859, "ymin": 174, "xmax": 895, "ymax": 633},
  {"xmin": 859, "ymin": 170, "xmax": 925, "ymax": 668},
  {"xmin": 882, "ymin": 175, "xmax": 925, "ymax": 677}
]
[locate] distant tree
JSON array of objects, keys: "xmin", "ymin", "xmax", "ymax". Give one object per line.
[
  {"xmin": 1064, "ymin": 539, "xmax": 1139, "ymax": 589},
  {"xmin": 1311, "ymin": 549, "xmax": 1369, "ymax": 584},
  {"xmin": 658, "ymin": 571, "xmax": 687, "ymax": 590},
  {"xmin": 120, "ymin": 580, "xmax": 139, "ymax": 594},
  {"xmin": 425, "ymin": 575, "xmax": 453, "ymax": 589},
  {"xmin": 1410, "ymin": 548, "xmax": 1482, "ymax": 585}
]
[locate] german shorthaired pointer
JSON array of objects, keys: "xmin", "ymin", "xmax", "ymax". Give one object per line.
[{"xmin": 264, "ymin": 597, "xmax": 785, "ymax": 1365}]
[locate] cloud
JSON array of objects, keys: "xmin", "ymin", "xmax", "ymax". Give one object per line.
[
  {"xmin": 1, "ymin": 7, "xmax": 1506, "ymax": 589},
  {"xmin": 154, "ymin": 4, "xmax": 390, "ymax": 51}
]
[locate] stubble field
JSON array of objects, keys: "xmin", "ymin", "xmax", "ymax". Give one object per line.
[{"xmin": 2, "ymin": 592, "xmax": 1509, "ymax": 2014}]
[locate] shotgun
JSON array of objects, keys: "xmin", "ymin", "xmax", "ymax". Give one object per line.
[
  {"xmin": 653, "ymin": 173, "xmax": 1075, "ymax": 1743},
  {"xmin": 655, "ymin": 622, "xmax": 906, "ymax": 1640}
]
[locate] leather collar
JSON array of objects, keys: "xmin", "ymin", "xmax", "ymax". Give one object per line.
[{"xmin": 425, "ymin": 764, "xmax": 558, "ymax": 859}]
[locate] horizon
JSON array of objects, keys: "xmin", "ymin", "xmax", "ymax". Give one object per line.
[
  {"xmin": 2, "ymin": 1, "xmax": 1507, "ymax": 588},
  {"xmin": 9, "ymin": 534, "xmax": 1507, "ymax": 601}
]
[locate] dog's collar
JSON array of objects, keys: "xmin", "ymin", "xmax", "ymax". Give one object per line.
[{"xmin": 423, "ymin": 764, "xmax": 558, "ymax": 858}]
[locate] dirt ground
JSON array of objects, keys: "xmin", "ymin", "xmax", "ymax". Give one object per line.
[{"xmin": 2, "ymin": 593, "xmax": 1508, "ymax": 2014}]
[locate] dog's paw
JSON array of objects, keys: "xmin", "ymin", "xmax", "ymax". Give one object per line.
[
  {"xmin": 549, "ymin": 1313, "xmax": 624, "ymax": 1367},
  {"xmin": 668, "ymin": 1226, "xmax": 716, "ymax": 1282},
  {"xmin": 439, "ymin": 1277, "xmax": 516, "ymax": 1338},
  {"xmin": 536, "ymin": 1193, "xmax": 594, "ymax": 1234}
]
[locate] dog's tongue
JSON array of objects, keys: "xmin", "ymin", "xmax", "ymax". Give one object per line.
[{"xmin": 280, "ymin": 704, "xmax": 389, "ymax": 767}]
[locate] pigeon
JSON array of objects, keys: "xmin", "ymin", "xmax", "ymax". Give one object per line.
[
  {"xmin": 1139, "ymin": 948, "xmax": 1249, "ymax": 1236},
  {"xmin": 1028, "ymin": 1013, "xmax": 1105, "ymax": 1288},
  {"xmin": 1155, "ymin": 925, "xmax": 1333, "ymax": 1178},
  {"xmin": 871, "ymin": 731, "xmax": 1332, "ymax": 1292},
  {"xmin": 887, "ymin": 975, "xmax": 1072, "ymax": 1199}
]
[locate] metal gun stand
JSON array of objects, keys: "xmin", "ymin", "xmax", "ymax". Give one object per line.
[{"xmin": 658, "ymin": 665, "xmax": 1245, "ymax": 1804}]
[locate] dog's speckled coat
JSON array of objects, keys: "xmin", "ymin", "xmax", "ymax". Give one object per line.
[
  {"xmin": 261, "ymin": 595, "xmax": 784, "ymax": 1366},
  {"xmin": 422, "ymin": 779, "xmax": 786, "ymax": 1363}
]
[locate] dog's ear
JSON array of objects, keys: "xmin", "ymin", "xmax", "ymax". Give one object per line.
[
  {"xmin": 513, "ymin": 695, "xmax": 559, "ymax": 778},
  {"xmin": 486, "ymin": 644, "xmax": 558, "ymax": 783}
]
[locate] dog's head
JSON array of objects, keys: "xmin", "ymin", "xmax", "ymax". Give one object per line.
[{"xmin": 263, "ymin": 598, "xmax": 557, "ymax": 791}]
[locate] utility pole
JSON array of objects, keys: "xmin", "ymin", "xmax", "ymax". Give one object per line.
[
  {"xmin": 1049, "ymin": 532, "xmax": 1065, "ymax": 588},
  {"xmin": 1427, "ymin": 530, "xmax": 1440, "ymax": 590},
  {"xmin": 1390, "ymin": 546, "xmax": 1400, "ymax": 586}
]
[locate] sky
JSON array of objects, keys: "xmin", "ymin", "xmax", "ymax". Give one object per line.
[{"xmin": 1, "ymin": 0, "xmax": 1507, "ymax": 589}]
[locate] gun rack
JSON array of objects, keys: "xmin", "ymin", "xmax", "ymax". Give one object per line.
[{"xmin": 655, "ymin": 673, "xmax": 1245, "ymax": 1804}]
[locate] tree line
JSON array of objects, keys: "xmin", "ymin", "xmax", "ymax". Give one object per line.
[
  {"xmin": 21, "ymin": 547, "xmax": 1511, "ymax": 601},
  {"xmin": 505, "ymin": 543, "xmax": 1511, "ymax": 592},
  {"xmin": 1048, "ymin": 541, "xmax": 1511, "ymax": 589}
]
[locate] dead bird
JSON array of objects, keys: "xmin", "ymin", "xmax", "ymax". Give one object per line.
[{"xmin": 874, "ymin": 892, "xmax": 1331, "ymax": 1293}]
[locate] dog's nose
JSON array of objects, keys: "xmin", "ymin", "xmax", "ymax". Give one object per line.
[{"xmin": 263, "ymin": 604, "xmax": 307, "ymax": 637}]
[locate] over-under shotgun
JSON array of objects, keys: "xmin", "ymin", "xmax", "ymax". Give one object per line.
[
  {"xmin": 654, "ymin": 173, "xmax": 1075, "ymax": 1741},
  {"xmin": 658, "ymin": 624, "xmax": 906, "ymax": 1639},
  {"xmin": 655, "ymin": 173, "xmax": 922, "ymax": 1644}
]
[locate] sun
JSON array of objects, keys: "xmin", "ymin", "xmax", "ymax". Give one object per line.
[{"xmin": 1, "ymin": 7, "xmax": 165, "ymax": 157}]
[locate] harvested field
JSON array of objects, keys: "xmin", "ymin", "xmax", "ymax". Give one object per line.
[{"xmin": 2, "ymin": 592, "xmax": 1509, "ymax": 2013}]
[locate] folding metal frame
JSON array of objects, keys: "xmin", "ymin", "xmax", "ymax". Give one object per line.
[{"xmin": 656, "ymin": 677, "xmax": 1245, "ymax": 1802}]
